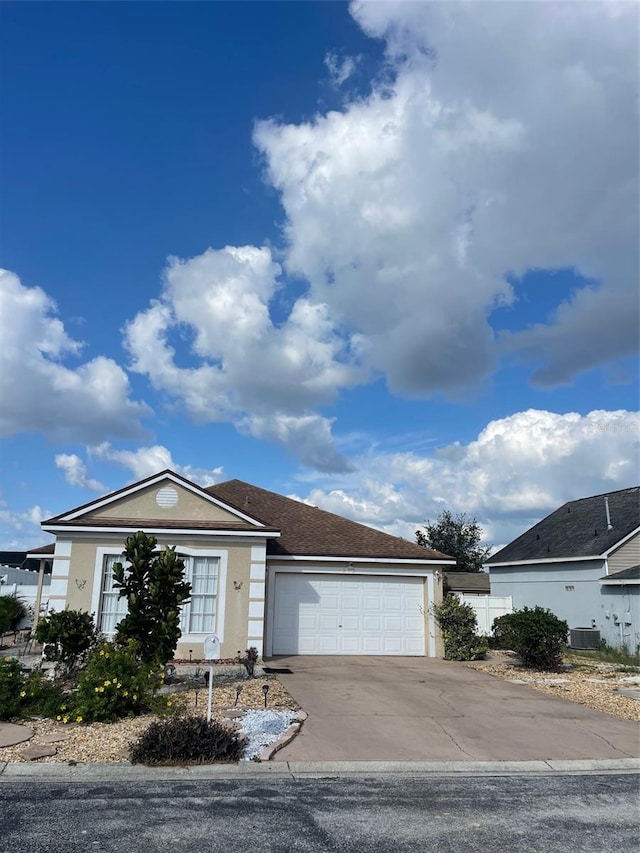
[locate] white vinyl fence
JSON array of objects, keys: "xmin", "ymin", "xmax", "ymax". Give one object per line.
[{"xmin": 457, "ymin": 593, "xmax": 513, "ymax": 636}]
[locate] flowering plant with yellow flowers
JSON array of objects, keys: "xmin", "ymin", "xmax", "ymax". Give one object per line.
[{"xmin": 73, "ymin": 641, "xmax": 165, "ymax": 722}]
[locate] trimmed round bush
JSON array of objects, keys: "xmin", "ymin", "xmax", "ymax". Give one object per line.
[
  {"xmin": 492, "ymin": 606, "xmax": 568, "ymax": 670},
  {"xmin": 129, "ymin": 715, "xmax": 246, "ymax": 765}
]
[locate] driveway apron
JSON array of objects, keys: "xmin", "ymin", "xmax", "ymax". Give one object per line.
[{"xmin": 270, "ymin": 656, "xmax": 640, "ymax": 762}]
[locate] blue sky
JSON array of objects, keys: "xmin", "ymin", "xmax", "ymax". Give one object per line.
[{"xmin": 1, "ymin": 1, "xmax": 638, "ymax": 552}]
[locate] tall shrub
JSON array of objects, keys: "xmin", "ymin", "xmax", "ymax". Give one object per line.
[
  {"xmin": 434, "ymin": 594, "xmax": 487, "ymax": 660},
  {"xmin": 113, "ymin": 532, "xmax": 191, "ymax": 668},
  {"xmin": 492, "ymin": 606, "xmax": 568, "ymax": 670}
]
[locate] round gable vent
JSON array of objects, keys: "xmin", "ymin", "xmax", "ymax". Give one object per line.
[{"xmin": 156, "ymin": 487, "xmax": 178, "ymax": 508}]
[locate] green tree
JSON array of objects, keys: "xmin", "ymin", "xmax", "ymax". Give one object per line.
[
  {"xmin": 416, "ymin": 510, "xmax": 491, "ymax": 571},
  {"xmin": 112, "ymin": 531, "xmax": 191, "ymax": 668}
]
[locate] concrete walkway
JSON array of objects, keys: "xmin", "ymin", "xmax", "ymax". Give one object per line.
[{"xmin": 269, "ymin": 656, "xmax": 640, "ymax": 762}]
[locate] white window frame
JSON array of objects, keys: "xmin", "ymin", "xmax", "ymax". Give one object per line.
[
  {"xmin": 97, "ymin": 553, "xmax": 130, "ymax": 634},
  {"xmin": 91, "ymin": 545, "xmax": 227, "ymax": 642},
  {"xmin": 92, "ymin": 547, "xmax": 128, "ymax": 634},
  {"xmin": 180, "ymin": 553, "xmax": 220, "ymax": 637}
]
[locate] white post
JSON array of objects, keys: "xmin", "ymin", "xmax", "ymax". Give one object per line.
[
  {"xmin": 207, "ymin": 662, "xmax": 214, "ymax": 723},
  {"xmin": 203, "ymin": 635, "xmax": 219, "ymax": 723}
]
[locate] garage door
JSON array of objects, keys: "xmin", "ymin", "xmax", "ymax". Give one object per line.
[{"xmin": 271, "ymin": 573, "xmax": 426, "ymax": 655}]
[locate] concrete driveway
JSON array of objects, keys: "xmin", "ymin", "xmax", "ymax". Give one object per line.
[{"xmin": 270, "ymin": 656, "xmax": 640, "ymax": 762}]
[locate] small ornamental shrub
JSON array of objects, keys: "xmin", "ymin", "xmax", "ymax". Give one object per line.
[
  {"xmin": 492, "ymin": 606, "xmax": 569, "ymax": 670},
  {"xmin": 0, "ymin": 657, "xmax": 24, "ymax": 719},
  {"xmin": 0, "ymin": 595, "xmax": 29, "ymax": 633},
  {"xmin": 0, "ymin": 658, "xmax": 69, "ymax": 721},
  {"xmin": 33, "ymin": 609, "xmax": 102, "ymax": 677},
  {"xmin": 20, "ymin": 668, "xmax": 68, "ymax": 719},
  {"xmin": 73, "ymin": 641, "xmax": 163, "ymax": 722},
  {"xmin": 434, "ymin": 594, "xmax": 488, "ymax": 661},
  {"xmin": 238, "ymin": 647, "xmax": 259, "ymax": 678},
  {"xmin": 129, "ymin": 715, "xmax": 246, "ymax": 765}
]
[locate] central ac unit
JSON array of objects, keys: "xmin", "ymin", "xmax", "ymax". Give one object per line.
[{"xmin": 569, "ymin": 627, "xmax": 601, "ymax": 650}]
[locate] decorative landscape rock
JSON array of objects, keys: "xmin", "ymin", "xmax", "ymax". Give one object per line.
[
  {"xmin": 0, "ymin": 723, "xmax": 34, "ymax": 748},
  {"xmin": 38, "ymin": 732, "xmax": 73, "ymax": 745},
  {"xmin": 20, "ymin": 744, "xmax": 58, "ymax": 761}
]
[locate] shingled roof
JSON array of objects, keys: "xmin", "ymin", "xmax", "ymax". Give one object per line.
[
  {"xmin": 445, "ymin": 571, "xmax": 490, "ymax": 593},
  {"xmin": 208, "ymin": 479, "xmax": 452, "ymax": 561},
  {"xmin": 487, "ymin": 486, "xmax": 640, "ymax": 564},
  {"xmin": 600, "ymin": 564, "xmax": 640, "ymax": 582}
]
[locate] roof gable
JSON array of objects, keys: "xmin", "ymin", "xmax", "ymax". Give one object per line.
[
  {"xmin": 43, "ymin": 470, "xmax": 266, "ymax": 528},
  {"xmin": 208, "ymin": 479, "xmax": 453, "ymax": 562},
  {"xmin": 487, "ymin": 486, "xmax": 640, "ymax": 565}
]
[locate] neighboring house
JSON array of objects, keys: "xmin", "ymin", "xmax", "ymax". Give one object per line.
[
  {"xmin": 487, "ymin": 487, "xmax": 640, "ymax": 650},
  {"xmin": 40, "ymin": 470, "xmax": 454, "ymax": 659}
]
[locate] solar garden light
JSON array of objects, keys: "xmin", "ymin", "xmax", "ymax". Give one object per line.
[
  {"xmin": 234, "ymin": 684, "xmax": 243, "ymax": 707},
  {"xmin": 262, "ymin": 683, "xmax": 269, "ymax": 708}
]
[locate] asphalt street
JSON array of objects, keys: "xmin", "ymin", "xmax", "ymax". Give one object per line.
[{"xmin": 1, "ymin": 773, "xmax": 638, "ymax": 853}]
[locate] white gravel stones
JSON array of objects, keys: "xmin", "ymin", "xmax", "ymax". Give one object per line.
[{"xmin": 239, "ymin": 710, "xmax": 299, "ymax": 760}]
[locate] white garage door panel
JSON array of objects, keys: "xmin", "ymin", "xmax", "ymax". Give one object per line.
[{"xmin": 272, "ymin": 573, "xmax": 425, "ymax": 655}]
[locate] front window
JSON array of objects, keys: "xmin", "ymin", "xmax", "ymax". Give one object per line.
[
  {"xmin": 99, "ymin": 554, "xmax": 128, "ymax": 634},
  {"xmin": 98, "ymin": 551, "xmax": 219, "ymax": 636},
  {"xmin": 181, "ymin": 556, "xmax": 219, "ymax": 634}
]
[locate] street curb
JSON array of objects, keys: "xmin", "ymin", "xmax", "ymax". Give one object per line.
[{"xmin": 0, "ymin": 757, "xmax": 637, "ymax": 781}]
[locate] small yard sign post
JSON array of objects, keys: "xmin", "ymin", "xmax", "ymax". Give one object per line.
[{"xmin": 204, "ymin": 634, "xmax": 219, "ymax": 722}]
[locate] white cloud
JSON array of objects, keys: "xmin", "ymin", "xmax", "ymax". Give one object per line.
[
  {"xmin": 124, "ymin": 246, "xmax": 362, "ymax": 471},
  {"xmin": 325, "ymin": 51, "xmax": 360, "ymax": 86},
  {"xmin": 0, "ymin": 270, "xmax": 150, "ymax": 442},
  {"xmin": 90, "ymin": 442, "xmax": 224, "ymax": 487},
  {"xmin": 55, "ymin": 454, "xmax": 104, "ymax": 491},
  {"xmin": 0, "ymin": 497, "xmax": 52, "ymax": 550},
  {"xmin": 254, "ymin": 1, "xmax": 638, "ymax": 393},
  {"xmin": 292, "ymin": 409, "xmax": 640, "ymax": 549},
  {"xmin": 245, "ymin": 413, "xmax": 353, "ymax": 473}
]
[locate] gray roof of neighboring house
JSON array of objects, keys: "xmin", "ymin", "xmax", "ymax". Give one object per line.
[
  {"xmin": 209, "ymin": 479, "xmax": 453, "ymax": 561},
  {"xmin": 445, "ymin": 572, "xmax": 491, "ymax": 593},
  {"xmin": 26, "ymin": 543, "xmax": 55, "ymax": 555},
  {"xmin": 600, "ymin": 564, "xmax": 640, "ymax": 582},
  {"xmin": 487, "ymin": 486, "xmax": 640, "ymax": 564}
]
